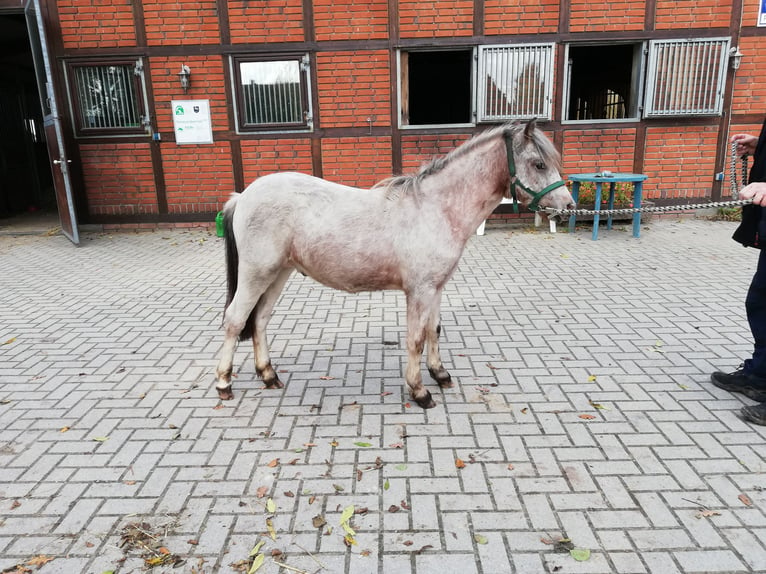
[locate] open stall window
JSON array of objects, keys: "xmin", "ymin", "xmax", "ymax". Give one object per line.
[
  {"xmin": 65, "ymin": 59, "xmax": 148, "ymax": 137},
  {"xmin": 400, "ymin": 49, "xmax": 473, "ymax": 127},
  {"xmin": 564, "ymin": 43, "xmax": 643, "ymax": 121},
  {"xmin": 232, "ymin": 54, "xmax": 312, "ymax": 132}
]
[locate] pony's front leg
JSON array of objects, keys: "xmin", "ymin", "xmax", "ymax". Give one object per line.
[
  {"xmin": 405, "ymin": 291, "xmax": 437, "ymax": 409},
  {"xmin": 424, "ymin": 289, "xmax": 452, "ymax": 388}
]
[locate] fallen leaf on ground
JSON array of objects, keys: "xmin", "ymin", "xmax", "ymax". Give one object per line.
[
  {"xmin": 354, "ymin": 442, "xmax": 372, "ymax": 447},
  {"xmin": 739, "ymin": 493, "xmax": 753, "ymax": 506},
  {"xmin": 388, "ymin": 505, "xmax": 400, "ymax": 513},
  {"xmin": 403, "ymin": 540, "xmax": 414, "ymax": 546},
  {"xmin": 92, "ymin": 436, "xmax": 109, "ymax": 442},
  {"xmin": 320, "ymin": 376, "xmax": 335, "ymax": 380},
  {"xmin": 284, "ymin": 491, "xmax": 294, "ymax": 498},
  {"xmin": 507, "ymin": 464, "xmax": 514, "ymax": 470},
  {"xmin": 267, "ymin": 458, "xmax": 279, "ymax": 468},
  {"xmin": 474, "ymin": 534, "xmax": 488, "ymax": 544},
  {"xmin": 3, "ymin": 337, "xmax": 16, "ymax": 345},
  {"xmin": 578, "ymin": 414, "xmax": 596, "ymax": 420},
  {"xmin": 60, "ymin": 426, "xmax": 70, "ymax": 432},
  {"xmin": 266, "ymin": 518, "xmax": 276, "ymax": 540},
  {"xmin": 247, "ymin": 553, "xmax": 264, "ymax": 573},
  {"xmin": 266, "ymin": 498, "xmax": 276, "ymax": 513},
  {"xmin": 455, "ymin": 458, "xmax": 466, "ymax": 469},
  {"xmin": 570, "ymin": 548, "xmax": 591, "ymax": 561},
  {"xmin": 312, "ymin": 515, "xmax": 326, "ymax": 528},
  {"xmin": 255, "ymin": 486, "xmax": 268, "ymax": 498},
  {"xmin": 26, "ymin": 555, "xmax": 54, "ymax": 567},
  {"xmin": 384, "ymin": 479, "xmax": 390, "ymax": 490},
  {"xmin": 696, "ymin": 509, "xmax": 721, "ymax": 519}
]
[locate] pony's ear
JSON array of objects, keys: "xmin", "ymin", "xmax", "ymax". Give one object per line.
[{"xmin": 524, "ymin": 117, "xmax": 538, "ymax": 139}]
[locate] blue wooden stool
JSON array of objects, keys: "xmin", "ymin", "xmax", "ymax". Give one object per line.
[{"xmin": 568, "ymin": 173, "xmax": 648, "ymax": 240}]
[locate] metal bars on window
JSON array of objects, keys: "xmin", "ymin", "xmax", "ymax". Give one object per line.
[
  {"xmin": 644, "ymin": 38, "xmax": 730, "ymax": 117},
  {"xmin": 477, "ymin": 44, "xmax": 555, "ymax": 122},
  {"xmin": 235, "ymin": 57, "xmax": 310, "ymax": 130},
  {"xmin": 72, "ymin": 63, "xmax": 141, "ymax": 130}
]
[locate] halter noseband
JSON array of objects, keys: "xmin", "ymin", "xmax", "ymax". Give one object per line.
[{"xmin": 504, "ymin": 132, "xmax": 566, "ymax": 213}]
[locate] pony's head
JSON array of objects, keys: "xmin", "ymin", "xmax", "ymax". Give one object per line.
[{"xmin": 504, "ymin": 119, "xmax": 574, "ymax": 220}]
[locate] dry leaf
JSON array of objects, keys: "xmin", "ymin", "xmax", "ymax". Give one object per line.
[
  {"xmin": 26, "ymin": 555, "xmax": 54, "ymax": 567},
  {"xmin": 320, "ymin": 376, "xmax": 335, "ymax": 380},
  {"xmin": 403, "ymin": 540, "xmax": 414, "ymax": 546},
  {"xmin": 455, "ymin": 458, "xmax": 466, "ymax": 469},
  {"xmin": 360, "ymin": 549, "xmax": 372, "ymax": 557},
  {"xmin": 266, "ymin": 518, "xmax": 276, "ymax": 540},
  {"xmin": 388, "ymin": 505, "xmax": 400, "ymax": 513},
  {"xmin": 578, "ymin": 414, "xmax": 596, "ymax": 420},
  {"xmin": 60, "ymin": 426, "xmax": 70, "ymax": 433},
  {"xmin": 266, "ymin": 498, "xmax": 276, "ymax": 513},
  {"xmin": 256, "ymin": 486, "xmax": 268, "ymax": 498},
  {"xmin": 267, "ymin": 458, "xmax": 279, "ymax": 468},
  {"xmin": 389, "ymin": 442, "xmax": 403, "ymax": 448},
  {"xmin": 696, "ymin": 509, "xmax": 721, "ymax": 519},
  {"xmin": 739, "ymin": 493, "xmax": 753, "ymax": 506},
  {"xmin": 474, "ymin": 534, "xmax": 488, "ymax": 544},
  {"xmin": 312, "ymin": 515, "xmax": 326, "ymax": 528},
  {"xmin": 10, "ymin": 500, "xmax": 21, "ymax": 510},
  {"xmin": 381, "ymin": 391, "xmax": 393, "ymax": 396},
  {"xmin": 284, "ymin": 491, "xmax": 294, "ymax": 498},
  {"xmin": 308, "ymin": 496, "xmax": 316, "ymax": 505},
  {"xmin": 303, "ymin": 443, "xmax": 317, "ymax": 447},
  {"xmin": 213, "ymin": 403, "xmax": 224, "ymax": 410},
  {"xmin": 3, "ymin": 337, "xmax": 16, "ymax": 345}
]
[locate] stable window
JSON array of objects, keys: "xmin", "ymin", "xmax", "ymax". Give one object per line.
[
  {"xmin": 477, "ymin": 43, "xmax": 555, "ymax": 122},
  {"xmin": 400, "ymin": 49, "xmax": 473, "ymax": 126},
  {"xmin": 644, "ymin": 38, "xmax": 730, "ymax": 117},
  {"xmin": 66, "ymin": 59, "xmax": 148, "ymax": 136},
  {"xmin": 564, "ymin": 43, "xmax": 642, "ymax": 121},
  {"xmin": 232, "ymin": 55, "xmax": 312, "ymax": 132}
]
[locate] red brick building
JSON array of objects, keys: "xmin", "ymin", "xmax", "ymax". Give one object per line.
[{"xmin": 0, "ymin": 0, "xmax": 764, "ymax": 243}]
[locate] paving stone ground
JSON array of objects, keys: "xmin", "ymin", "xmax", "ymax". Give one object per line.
[{"xmin": 2, "ymin": 217, "xmax": 766, "ymax": 574}]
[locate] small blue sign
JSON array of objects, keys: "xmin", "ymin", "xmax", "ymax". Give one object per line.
[{"xmin": 760, "ymin": 0, "xmax": 766, "ymax": 27}]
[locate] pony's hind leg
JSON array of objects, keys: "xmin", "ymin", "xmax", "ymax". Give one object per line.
[
  {"xmin": 426, "ymin": 310, "xmax": 453, "ymax": 388},
  {"xmin": 216, "ymin": 270, "xmax": 280, "ymax": 400},
  {"xmin": 252, "ymin": 268, "xmax": 292, "ymax": 389},
  {"xmin": 404, "ymin": 289, "xmax": 438, "ymax": 409}
]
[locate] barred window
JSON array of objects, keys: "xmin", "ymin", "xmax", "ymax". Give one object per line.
[
  {"xmin": 644, "ymin": 38, "xmax": 730, "ymax": 117},
  {"xmin": 232, "ymin": 55, "xmax": 312, "ymax": 132},
  {"xmin": 66, "ymin": 59, "xmax": 147, "ymax": 136},
  {"xmin": 477, "ymin": 44, "xmax": 555, "ymax": 122}
]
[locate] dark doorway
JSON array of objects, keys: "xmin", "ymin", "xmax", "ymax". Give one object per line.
[
  {"xmin": 405, "ymin": 50, "xmax": 473, "ymax": 126},
  {"xmin": 0, "ymin": 12, "xmax": 55, "ymax": 224}
]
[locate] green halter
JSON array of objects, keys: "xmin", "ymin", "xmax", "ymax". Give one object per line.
[{"xmin": 504, "ymin": 133, "xmax": 566, "ymax": 213}]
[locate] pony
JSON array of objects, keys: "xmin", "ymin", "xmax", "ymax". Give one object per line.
[{"xmin": 215, "ymin": 119, "xmax": 574, "ymax": 408}]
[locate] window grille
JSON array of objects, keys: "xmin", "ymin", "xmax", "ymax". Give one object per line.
[
  {"xmin": 477, "ymin": 44, "xmax": 555, "ymax": 122},
  {"xmin": 69, "ymin": 61, "xmax": 144, "ymax": 134},
  {"xmin": 233, "ymin": 55, "xmax": 311, "ymax": 131},
  {"xmin": 644, "ymin": 38, "xmax": 730, "ymax": 117}
]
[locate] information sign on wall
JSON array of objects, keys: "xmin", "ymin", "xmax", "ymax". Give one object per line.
[
  {"xmin": 760, "ymin": 0, "xmax": 766, "ymax": 26},
  {"xmin": 171, "ymin": 100, "xmax": 213, "ymax": 144}
]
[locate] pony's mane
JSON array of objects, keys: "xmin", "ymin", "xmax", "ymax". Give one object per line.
[{"xmin": 373, "ymin": 122, "xmax": 560, "ymax": 197}]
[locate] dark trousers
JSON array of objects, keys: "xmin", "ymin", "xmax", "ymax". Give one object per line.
[{"xmin": 745, "ymin": 249, "xmax": 766, "ymax": 376}]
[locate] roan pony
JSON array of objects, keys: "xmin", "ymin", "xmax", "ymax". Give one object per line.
[{"xmin": 216, "ymin": 119, "xmax": 574, "ymax": 408}]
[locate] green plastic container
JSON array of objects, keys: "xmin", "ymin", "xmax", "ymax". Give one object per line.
[{"xmin": 215, "ymin": 211, "xmax": 224, "ymax": 237}]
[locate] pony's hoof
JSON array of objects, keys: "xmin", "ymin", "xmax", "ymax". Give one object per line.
[
  {"xmin": 264, "ymin": 377, "xmax": 284, "ymax": 389},
  {"xmin": 428, "ymin": 367, "xmax": 453, "ymax": 388},
  {"xmin": 217, "ymin": 386, "xmax": 234, "ymax": 400},
  {"xmin": 413, "ymin": 391, "xmax": 437, "ymax": 409}
]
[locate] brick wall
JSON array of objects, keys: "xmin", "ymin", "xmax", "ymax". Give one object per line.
[
  {"xmin": 314, "ymin": 0, "xmax": 388, "ymax": 40},
  {"xmin": 315, "ymin": 51, "xmax": 391, "ymax": 128},
  {"xmin": 484, "ymin": 0, "xmax": 559, "ymax": 35},
  {"xmin": 142, "ymin": 0, "xmax": 220, "ymax": 45},
  {"xmin": 562, "ymin": 129, "xmax": 638, "ymax": 178},
  {"xmin": 643, "ymin": 126, "xmax": 720, "ymax": 199},
  {"xmin": 240, "ymin": 140, "xmax": 314, "ymax": 185},
  {"xmin": 59, "ymin": 0, "xmax": 136, "ymax": 49},
  {"xmin": 730, "ymin": 36, "xmax": 766, "ymax": 115},
  {"xmin": 160, "ymin": 143, "xmax": 235, "ymax": 213},
  {"xmin": 569, "ymin": 0, "xmax": 644, "ymax": 31},
  {"xmin": 228, "ymin": 0, "xmax": 304, "ymax": 44},
  {"xmin": 321, "ymin": 137, "xmax": 393, "ymax": 188},
  {"xmin": 80, "ymin": 144, "xmax": 157, "ymax": 215},
  {"xmin": 399, "ymin": 0, "xmax": 473, "ymax": 37},
  {"xmin": 655, "ymin": 0, "xmax": 731, "ymax": 29}
]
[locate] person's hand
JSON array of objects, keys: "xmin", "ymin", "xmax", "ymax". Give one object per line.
[
  {"xmin": 739, "ymin": 182, "xmax": 766, "ymax": 206},
  {"xmin": 731, "ymin": 133, "xmax": 758, "ymax": 157}
]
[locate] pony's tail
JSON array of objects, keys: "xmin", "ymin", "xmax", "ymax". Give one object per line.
[{"xmin": 222, "ymin": 194, "xmax": 255, "ymax": 341}]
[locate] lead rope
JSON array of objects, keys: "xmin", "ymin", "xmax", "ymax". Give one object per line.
[{"xmin": 543, "ymin": 145, "xmax": 752, "ymax": 219}]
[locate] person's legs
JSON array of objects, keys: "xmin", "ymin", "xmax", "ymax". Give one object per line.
[
  {"xmin": 744, "ymin": 249, "xmax": 766, "ymax": 375},
  {"xmin": 711, "ymin": 250, "xmax": 766, "ymax": 401}
]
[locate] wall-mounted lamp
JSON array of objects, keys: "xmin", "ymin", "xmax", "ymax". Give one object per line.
[
  {"xmin": 178, "ymin": 64, "xmax": 191, "ymax": 92},
  {"xmin": 729, "ymin": 46, "xmax": 743, "ymax": 70}
]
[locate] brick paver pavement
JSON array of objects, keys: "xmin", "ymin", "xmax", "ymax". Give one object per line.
[{"xmin": 2, "ymin": 218, "xmax": 766, "ymax": 574}]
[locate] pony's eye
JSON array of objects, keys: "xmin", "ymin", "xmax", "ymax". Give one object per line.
[{"xmin": 535, "ymin": 161, "xmax": 546, "ymax": 170}]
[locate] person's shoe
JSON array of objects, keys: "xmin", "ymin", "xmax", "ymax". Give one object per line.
[
  {"xmin": 741, "ymin": 403, "xmax": 766, "ymax": 426},
  {"xmin": 710, "ymin": 369, "xmax": 766, "ymax": 401}
]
